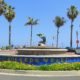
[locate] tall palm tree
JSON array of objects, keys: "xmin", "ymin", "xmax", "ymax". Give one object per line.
[
  {"xmin": 67, "ymin": 5, "xmax": 78, "ymax": 48},
  {"xmin": 53, "ymin": 16, "xmax": 65, "ymax": 48},
  {"xmin": 25, "ymin": 17, "xmax": 38, "ymax": 46},
  {"xmin": 4, "ymin": 5, "xmax": 15, "ymax": 47}
]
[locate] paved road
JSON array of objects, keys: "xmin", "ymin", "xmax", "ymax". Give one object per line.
[{"xmin": 0, "ymin": 73, "xmax": 80, "ymax": 80}]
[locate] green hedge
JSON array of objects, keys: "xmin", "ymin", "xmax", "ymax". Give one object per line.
[
  {"xmin": 0, "ymin": 61, "xmax": 80, "ymax": 70},
  {"xmin": 0, "ymin": 61, "xmax": 37, "ymax": 70},
  {"xmin": 39, "ymin": 63, "xmax": 80, "ymax": 71}
]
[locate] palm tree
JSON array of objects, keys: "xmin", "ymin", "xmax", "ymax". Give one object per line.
[
  {"xmin": 0, "ymin": 0, "xmax": 15, "ymax": 48},
  {"xmin": 53, "ymin": 16, "xmax": 65, "ymax": 48},
  {"xmin": 0, "ymin": 0, "xmax": 5, "ymax": 15},
  {"xmin": 67, "ymin": 5, "xmax": 79, "ymax": 48},
  {"xmin": 4, "ymin": 5, "xmax": 15, "ymax": 47},
  {"xmin": 0, "ymin": 5, "xmax": 4, "ymax": 15},
  {"xmin": 25, "ymin": 17, "xmax": 38, "ymax": 46},
  {"xmin": 0, "ymin": 0, "xmax": 4, "ymax": 4}
]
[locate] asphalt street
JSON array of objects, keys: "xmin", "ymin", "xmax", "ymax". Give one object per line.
[{"xmin": 0, "ymin": 73, "xmax": 80, "ymax": 80}]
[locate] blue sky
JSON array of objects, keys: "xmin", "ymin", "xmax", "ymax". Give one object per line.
[{"xmin": 0, "ymin": 0, "xmax": 80, "ymax": 48}]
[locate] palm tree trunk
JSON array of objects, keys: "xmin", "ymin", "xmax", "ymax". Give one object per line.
[
  {"xmin": 9, "ymin": 22, "xmax": 11, "ymax": 47},
  {"xmin": 70, "ymin": 20, "xmax": 73, "ymax": 48},
  {"xmin": 30, "ymin": 25, "xmax": 33, "ymax": 46},
  {"xmin": 56, "ymin": 27, "xmax": 59, "ymax": 48},
  {"xmin": 76, "ymin": 31, "xmax": 78, "ymax": 48}
]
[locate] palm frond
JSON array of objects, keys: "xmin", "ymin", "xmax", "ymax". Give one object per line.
[
  {"xmin": 67, "ymin": 5, "xmax": 79, "ymax": 21},
  {"xmin": 53, "ymin": 16, "xmax": 65, "ymax": 28},
  {"xmin": 25, "ymin": 17, "xmax": 38, "ymax": 26}
]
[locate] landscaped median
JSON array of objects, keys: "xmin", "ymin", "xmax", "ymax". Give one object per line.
[{"xmin": 0, "ymin": 61, "xmax": 80, "ymax": 71}]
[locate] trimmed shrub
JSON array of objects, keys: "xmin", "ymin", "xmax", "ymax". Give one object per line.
[
  {"xmin": 0, "ymin": 61, "xmax": 80, "ymax": 71},
  {"xmin": 39, "ymin": 62, "xmax": 80, "ymax": 71},
  {"xmin": 0, "ymin": 61, "xmax": 37, "ymax": 70}
]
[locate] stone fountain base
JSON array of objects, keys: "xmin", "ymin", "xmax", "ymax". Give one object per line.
[{"xmin": 17, "ymin": 48, "xmax": 68, "ymax": 55}]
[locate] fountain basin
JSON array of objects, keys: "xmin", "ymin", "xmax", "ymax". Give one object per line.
[
  {"xmin": 0, "ymin": 49, "xmax": 79, "ymax": 66},
  {"xmin": 0, "ymin": 53, "xmax": 80, "ymax": 65},
  {"xmin": 17, "ymin": 49, "xmax": 68, "ymax": 55}
]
